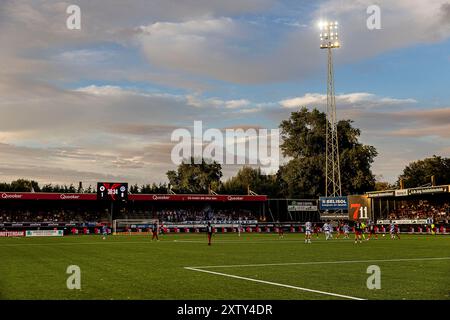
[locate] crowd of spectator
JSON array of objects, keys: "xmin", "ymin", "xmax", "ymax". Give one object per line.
[
  {"xmin": 126, "ymin": 208, "xmax": 258, "ymax": 223},
  {"xmin": 388, "ymin": 201, "xmax": 450, "ymax": 222},
  {"xmin": 0, "ymin": 209, "xmax": 105, "ymax": 223},
  {"xmin": 0, "ymin": 207, "xmax": 258, "ymax": 224}
]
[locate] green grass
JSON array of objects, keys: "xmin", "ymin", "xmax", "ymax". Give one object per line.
[{"xmin": 0, "ymin": 233, "xmax": 449, "ymax": 300}]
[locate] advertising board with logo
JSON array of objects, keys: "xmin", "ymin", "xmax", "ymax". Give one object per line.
[
  {"xmin": 25, "ymin": 230, "xmax": 64, "ymax": 237},
  {"xmin": 319, "ymin": 197, "xmax": 348, "ymax": 210},
  {"xmin": 0, "ymin": 231, "xmax": 25, "ymax": 237},
  {"xmin": 347, "ymin": 195, "xmax": 372, "ymax": 221},
  {"xmin": 288, "ymin": 200, "xmax": 318, "ymax": 212}
]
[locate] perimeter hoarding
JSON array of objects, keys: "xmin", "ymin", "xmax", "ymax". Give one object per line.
[
  {"xmin": 319, "ymin": 197, "xmax": 348, "ymax": 220},
  {"xmin": 288, "ymin": 200, "xmax": 318, "ymax": 212},
  {"xmin": 25, "ymin": 230, "xmax": 63, "ymax": 237},
  {"xmin": 0, "ymin": 231, "xmax": 25, "ymax": 237},
  {"xmin": 348, "ymin": 195, "xmax": 372, "ymax": 221},
  {"xmin": 318, "ymin": 196, "xmax": 372, "ymax": 221},
  {"xmin": 319, "ymin": 197, "xmax": 348, "ymax": 210}
]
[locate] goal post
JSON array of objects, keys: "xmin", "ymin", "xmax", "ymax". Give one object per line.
[{"xmin": 112, "ymin": 219, "xmax": 159, "ymax": 235}]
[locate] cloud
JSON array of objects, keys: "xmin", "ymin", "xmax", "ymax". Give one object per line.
[
  {"xmin": 0, "ymin": 0, "xmax": 449, "ymax": 186},
  {"xmin": 0, "ymin": 82, "xmax": 277, "ymax": 184},
  {"xmin": 389, "ymin": 125, "xmax": 450, "ymax": 138},
  {"xmin": 279, "ymin": 92, "xmax": 417, "ymax": 109},
  {"xmin": 133, "ymin": 0, "xmax": 450, "ymax": 84}
]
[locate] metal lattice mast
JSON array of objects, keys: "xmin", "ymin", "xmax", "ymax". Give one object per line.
[{"xmin": 320, "ymin": 21, "xmax": 342, "ymax": 197}]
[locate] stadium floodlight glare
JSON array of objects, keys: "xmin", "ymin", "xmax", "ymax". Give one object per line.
[{"xmin": 320, "ymin": 20, "xmax": 340, "ymax": 49}]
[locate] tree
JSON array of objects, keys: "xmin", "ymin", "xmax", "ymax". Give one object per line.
[
  {"xmin": 166, "ymin": 157, "xmax": 222, "ymax": 194},
  {"xmin": 140, "ymin": 183, "xmax": 168, "ymax": 194},
  {"xmin": 130, "ymin": 184, "xmax": 140, "ymax": 194},
  {"xmin": 397, "ymin": 155, "xmax": 450, "ymax": 188},
  {"xmin": 374, "ymin": 175, "xmax": 394, "ymax": 191},
  {"xmin": 9, "ymin": 179, "xmax": 41, "ymax": 192},
  {"xmin": 278, "ymin": 107, "xmax": 377, "ymax": 198},
  {"xmin": 220, "ymin": 166, "xmax": 279, "ymax": 196}
]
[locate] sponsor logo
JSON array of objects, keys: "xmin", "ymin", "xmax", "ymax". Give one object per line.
[
  {"xmin": 227, "ymin": 196, "xmax": 244, "ymax": 201},
  {"xmin": 409, "ymin": 186, "xmax": 448, "ymax": 195},
  {"xmin": 60, "ymin": 194, "xmax": 81, "ymax": 200},
  {"xmin": 377, "ymin": 219, "xmax": 428, "ymax": 225},
  {"xmin": 367, "ymin": 191, "xmax": 395, "ymax": 198},
  {"xmin": 395, "ymin": 189, "xmax": 408, "ymax": 197},
  {"xmin": 0, "ymin": 231, "xmax": 25, "ymax": 237},
  {"xmin": 1, "ymin": 193, "xmax": 23, "ymax": 199},
  {"xmin": 26, "ymin": 230, "xmax": 64, "ymax": 237},
  {"xmin": 152, "ymin": 195, "xmax": 171, "ymax": 200},
  {"xmin": 319, "ymin": 196, "xmax": 349, "ymax": 210}
]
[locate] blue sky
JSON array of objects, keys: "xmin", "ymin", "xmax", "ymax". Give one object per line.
[{"xmin": 0, "ymin": 0, "xmax": 449, "ymax": 186}]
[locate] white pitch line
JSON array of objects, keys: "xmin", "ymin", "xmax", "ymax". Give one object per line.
[
  {"xmin": 184, "ymin": 267, "xmax": 365, "ymax": 300},
  {"xmin": 188, "ymin": 256, "xmax": 450, "ymax": 269}
]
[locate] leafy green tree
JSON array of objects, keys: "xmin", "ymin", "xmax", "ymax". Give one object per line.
[
  {"xmin": 130, "ymin": 183, "xmax": 140, "ymax": 194},
  {"xmin": 278, "ymin": 107, "xmax": 377, "ymax": 198},
  {"xmin": 166, "ymin": 157, "xmax": 222, "ymax": 194},
  {"xmin": 140, "ymin": 183, "xmax": 168, "ymax": 193},
  {"xmin": 9, "ymin": 179, "xmax": 41, "ymax": 192},
  {"xmin": 397, "ymin": 155, "xmax": 450, "ymax": 188},
  {"xmin": 374, "ymin": 181, "xmax": 394, "ymax": 191},
  {"xmin": 220, "ymin": 166, "xmax": 279, "ymax": 196}
]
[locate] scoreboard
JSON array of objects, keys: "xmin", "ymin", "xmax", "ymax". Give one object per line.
[{"xmin": 97, "ymin": 182, "xmax": 128, "ymax": 201}]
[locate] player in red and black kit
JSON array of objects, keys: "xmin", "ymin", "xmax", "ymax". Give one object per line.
[
  {"xmin": 313, "ymin": 223, "xmax": 320, "ymax": 238},
  {"xmin": 151, "ymin": 222, "xmax": 159, "ymax": 241},
  {"xmin": 367, "ymin": 220, "xmax": 378, "ymax": 240},
  {"xmin": 207, "ymin": 222, "xmax": 214, "ymax": 246},
  {"xmin": 354, "ymin": 221, "xmax": 363, "ymax": 244},
  {"xmin": 277, "ymin": 220, "xmax": 284, "ymax": 239},
  {"xmin": 336, "ymin": 221, "xmax": 344, "ymax": 239}
]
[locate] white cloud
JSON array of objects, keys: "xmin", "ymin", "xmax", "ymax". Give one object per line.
[
  {"xmin": 279, "ymin": 92, "xmax": 417, "ymax": 109},
  {"xmin": 0, "ymin": 0, "xmax": 449, "ymax": 186},
  {"xmin": 225, "ymin": 99, "xmax": 251, "ymax": 109}
]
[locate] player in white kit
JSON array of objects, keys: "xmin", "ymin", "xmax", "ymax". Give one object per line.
[
  {"xmin": 305, "ymin": 221, "xmax": 312, "ymax": 244},
  {"xmin": 323, "ymin": 223, "xmax": 331, "ymax": 240},
  {"xmin": 343, "ymin": 223, "xmax": 350, "ymax": 239},
  {"xmin": 328, "ymin": 223, "xmax": 334, "ymax": 239}
]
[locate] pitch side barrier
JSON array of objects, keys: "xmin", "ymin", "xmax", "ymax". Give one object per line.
[
  {"xmin": 1, "ymin": 221, "xmax": 449, "ymax": 236},
  {"xmin": 114, "ymin": 221, "xmax": 306, "ymax": 234}
]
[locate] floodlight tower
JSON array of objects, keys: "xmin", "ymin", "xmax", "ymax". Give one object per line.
[{"xmin": 319, "ymin": 21, "xmax": 342, "ymax": 197}]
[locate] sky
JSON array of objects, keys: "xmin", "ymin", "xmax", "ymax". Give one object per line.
[{"xmin": 0, "ymin": 0, "xmax": 449, "ymax": 187}]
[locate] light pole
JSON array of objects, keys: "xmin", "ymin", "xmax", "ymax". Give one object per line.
[{"xmin": 320, "ymin": 20, "xmax": 342, "ymax": 197}]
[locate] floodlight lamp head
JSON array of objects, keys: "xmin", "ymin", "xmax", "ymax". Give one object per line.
[{"xmin": 319, "ymin": 20, "xmax": 340, "ymax": 49}]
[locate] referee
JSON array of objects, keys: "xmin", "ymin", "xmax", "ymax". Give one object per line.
[{"xmin": 207, "ymin": 221, "xmax": 213, "ymax": 246}]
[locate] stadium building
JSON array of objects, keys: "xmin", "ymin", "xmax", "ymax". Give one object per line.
[{"xmin": 0, "ymin": 184, "xmax": 449, "ymax": 236}]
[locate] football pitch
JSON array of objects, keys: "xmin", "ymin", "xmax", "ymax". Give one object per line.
[{"xmin": 0, "ymin": 233, "xmax": 449, "ymax": 300}]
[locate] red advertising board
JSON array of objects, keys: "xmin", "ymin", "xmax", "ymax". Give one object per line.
[
  {"xmin": 0, "ymin": 192, "xmax": 267, "ymax": 202},
  {"xmin": 0, "ymin": 231, "xmax": 25, "ymax": 237}
]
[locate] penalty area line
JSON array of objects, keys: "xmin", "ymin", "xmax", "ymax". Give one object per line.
[
  {"xmin": 184, "ymin": 267, "xmax": 365, "ymax": 300},
  {"xmin": 187, "ymin": 256, "xmax": 450, "ymax": 269}
]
